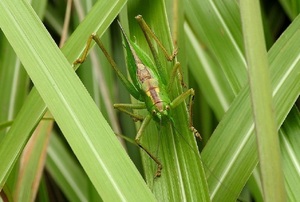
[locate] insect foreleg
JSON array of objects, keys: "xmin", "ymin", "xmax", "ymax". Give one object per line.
[
  {"xmin": 135, "ymin": 114, "xmax": 163, "ymax": 177},
  {"xmin": 114, "ymin": 103, "xmax": 146, "ymax": 122},
  {"xmin": 73, "ymin": 34, "xmax": 94, "ymax": 66},
  {"xmin": 170, "ymin": 89, "xmax": 201, "ymax": 139},
  {"xmin": 74, "ymin": 34, "xmax": 141, "ymax": 100}
]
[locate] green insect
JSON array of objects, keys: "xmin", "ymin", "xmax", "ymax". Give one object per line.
[{"xmin": 74, "ymin": 15, "xmax": 200, "ymax": 177}]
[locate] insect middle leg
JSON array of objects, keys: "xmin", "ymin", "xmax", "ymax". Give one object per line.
[
  {"xmin": 114, "ymin": 103, "xmax": 146, "ymax": 122},
  {"xmin": 167, "ymin": 61, "xmax": 186, "ymax": 91},
  {"xmin": 170, "ymin": 88, "xmax": 201, "ymax": 139}
]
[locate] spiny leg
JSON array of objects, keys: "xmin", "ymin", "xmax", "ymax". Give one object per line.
[
  {"xmin": 188, "ymin": 93, "xmax": 201, "ymax": 139},
  {"xmin": 73, "ymin": 34, "xmax": 94, "ymax": 65},
  {"xmin": 115, "ymin": 103, "xmax": 163, "ymax": 176},
  {"xmin": 74, "ymin": 34, "xmax": 141, "ymax": 100},
  {"xmin": 170, "ymin": 88, "xmax": 201, "ymax": 139},
  {"xmin": 167, "ymin": 62, "xmax": 186, "ymax": 92},
  {"xmin": 135, "ymin": 17, "xmax": 187, "ymax": 93},
  {"xmin": 135, "ymin": 114, "xmax": 163, "ymax": 177},
  {"xmin": 114, "ymin": 103, "xmax": 146, "ymax": 122},
  {"xmin": 135, "ymin": 15, "xmax": 177, "ymax": 62}
]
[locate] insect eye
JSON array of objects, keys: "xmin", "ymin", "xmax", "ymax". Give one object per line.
[
  {"xmin": 152, "ymin": 110, "xmax": 157, "ymax": 115},
  {"xmin": 166, "ymin": 105, "xmax": 170, "ymax": 110}
]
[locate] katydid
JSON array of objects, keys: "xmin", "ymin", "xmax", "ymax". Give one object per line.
[{"xmin": 74, "ymin": 15, "xmax": 200, "ymax": 177}]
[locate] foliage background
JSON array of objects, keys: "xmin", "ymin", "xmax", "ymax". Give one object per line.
[{"xmin": 0, "ymin": 0, "xmax": 299, "ymax": 201}]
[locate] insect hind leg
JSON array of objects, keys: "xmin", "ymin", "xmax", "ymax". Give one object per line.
[
  {"xmin": 135, "ymin": 114, "xmax": 163, "ymax": 177},
  {"xmin": 135, "ymin": 15, "xmax": 177, "ymax": 62}
]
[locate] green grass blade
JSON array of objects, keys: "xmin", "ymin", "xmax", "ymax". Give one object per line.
[
  {"xmin": 184, "ymin": 22, "xmax": 235, "ymax": 119},
  {"xmin": 186, "ymin": 0, "xmax": 246, "ymax": 95},
  {"xmin": 124, "ymin": 0, "xmax": 210, "ymax": 201},
  {"xmin": 0, "ymin": 38, "xmax": 28, "ymax": 139},
  {"xmin": 240, "ymin": 0, "xmax": 286, "ymax": 200},
  {"xmin": 0, "ymin": 89, "xmax": 45, "ymax": 189},
  {"xmin": 201, "ymin": 15, "xmax": 300, "ymax": 202},
  {"xmin": 185, "ymin": 0, "xmax": 300, "ymax": 200},
  {"xmin": 280, "ymin": 106, "xmax": 300, "ymax": 201},
  {"xmin": 278, "ymin": 0, "xmax": 300, "ymax": 20},
  {"xmin": 1, "ymin": 0, "xmax": 298, "ymax": 201},
  {"xmin": 63, "ymin": 0, "xmax": 126, "ymax": 62},
  {"xmin": 13, "ymin": 120, "xmax": 52, "ymax": 202},
  {"xmin": 46, "ymin": 132, "xmax": 93, "ymax": 201},
  {"xmin": 0, "ymin": 0, "xmax": 129, "ymax": 198},
  {"xmin": 0, "ymin": 0, "xmax": 155, "ymax": 200}
]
